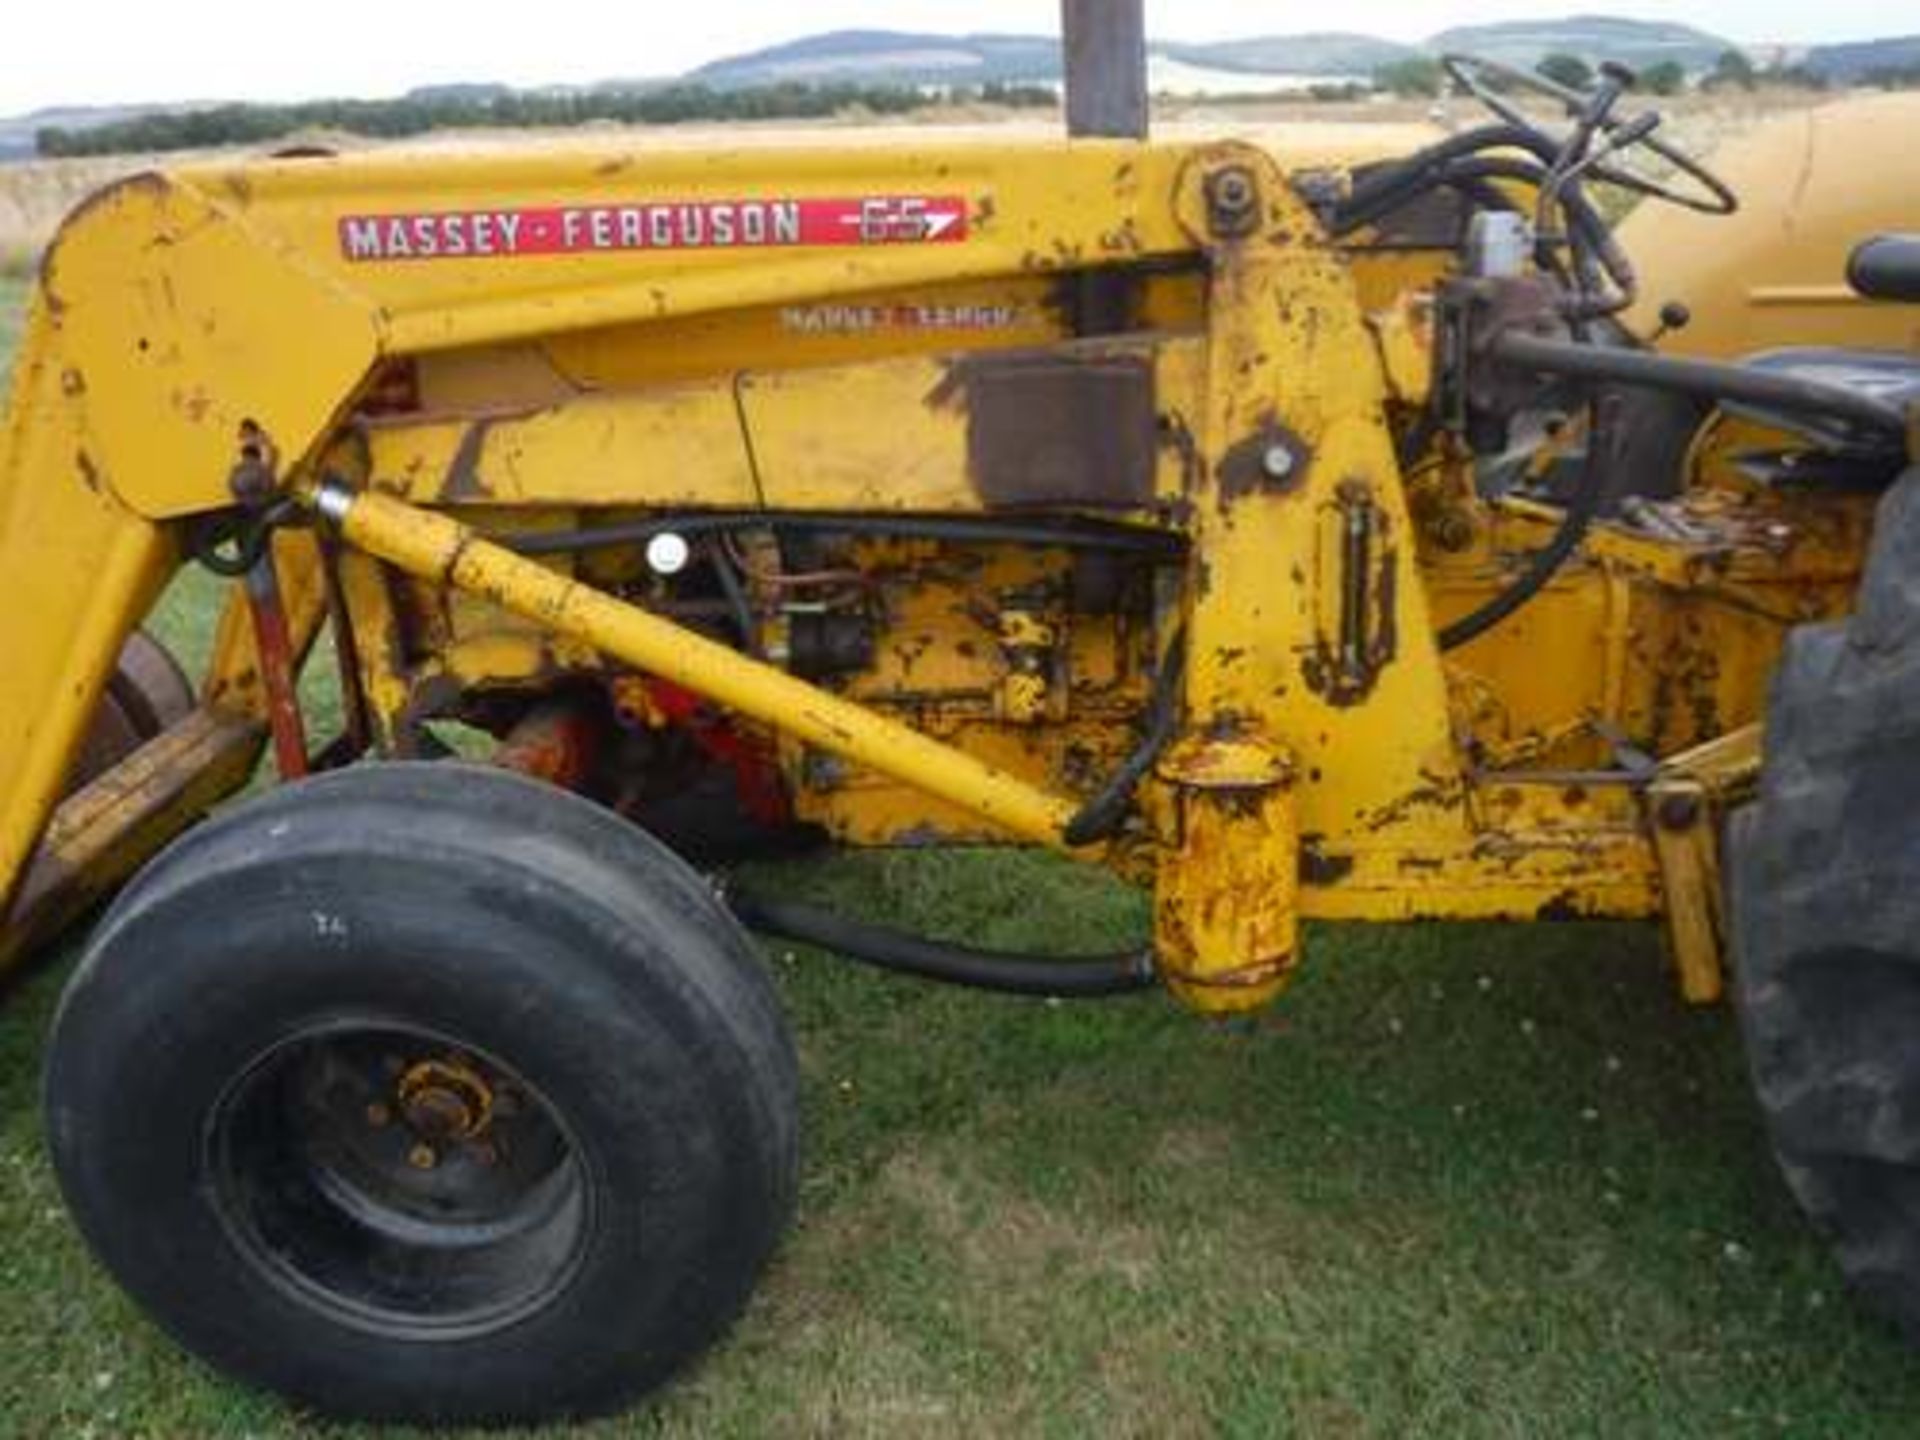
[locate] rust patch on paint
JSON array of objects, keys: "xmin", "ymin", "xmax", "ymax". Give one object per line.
[{"xmin": 930, "ymin": 348, "xmax": 1157, "ymax": 510}]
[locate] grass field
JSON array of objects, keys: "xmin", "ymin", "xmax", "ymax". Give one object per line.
[{"xmin": 6, "ymin": 258, "xmax": 1920, "ymax": 1437}]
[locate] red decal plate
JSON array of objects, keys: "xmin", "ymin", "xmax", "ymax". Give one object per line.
[{"xmin": 339, "ymin": 196, "xmax": 969, "ymax": 262}]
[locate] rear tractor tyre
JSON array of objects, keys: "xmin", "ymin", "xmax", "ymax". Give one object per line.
[
  {"xmin": 1732, "ymin": 464, "xmax": 1920, "ymax": 1342},
  {"xmin": 67, "ymin": 629, "xmax": 196, "ymax": 791},
  {"xmin": 43, "ymin": 762, "xmax": 799, "ymax": 1424}
]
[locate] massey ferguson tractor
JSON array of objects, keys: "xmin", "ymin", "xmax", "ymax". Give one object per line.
[{"xmin": 1, "ymin": 3, "xmax": 1917, "ymax": 1422}]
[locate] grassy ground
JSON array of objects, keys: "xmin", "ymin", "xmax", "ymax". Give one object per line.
[{"xmin": 6, "ymin": 259, "xmax": 1920, "ymax": 1439}]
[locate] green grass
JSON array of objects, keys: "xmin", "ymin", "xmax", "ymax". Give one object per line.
[{"xmin": 7, "ymin": 282, "xmax": 1920, "ymax": 1439}]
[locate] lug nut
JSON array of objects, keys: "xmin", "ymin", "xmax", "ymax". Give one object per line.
[{"xmin": 408, "ymin": 1144, "xmax": 439, "ymax": 1171}]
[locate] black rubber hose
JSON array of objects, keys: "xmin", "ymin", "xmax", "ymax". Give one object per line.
[
  {"xmin": 504, "ymin": 511, "xmax": 1187, "ymax": 559},
  {"xmin": 1335, "ymin": 123, "xmax": 1567, "ymax": 228},
  {"xmin": 1062, "ymin": 630, "xmax": 1186, "ymax": 846},
  {"xmin": 1491, "ymin": 331, "xmax": 1907, "ymax": 438},
  {"xmin": 707, "ymin": 542, "xmax": 758, "ymax": 654},
  {"xmin": 1335, "ymin": 153, "xmax": 1626, "ymax": 311},
  {"xmin": 728, "ymin": 891, "xmax": 1157, "ymax": 998},
  {"xmin": 1338, "ymin": 154, "xmax": 1547, "ymax": 235},
  {"xmin": 1439, "ymin": 396, "xmax": 1617, "ymax": 652}
]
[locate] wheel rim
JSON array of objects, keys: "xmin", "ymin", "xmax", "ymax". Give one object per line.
[{"xmin": 205, "ymin": 1020, "xmax": 592, "ymax": 1339}]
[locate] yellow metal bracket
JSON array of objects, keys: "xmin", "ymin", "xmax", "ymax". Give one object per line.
[{"xmin": 1647, "ymin": 722, "xmax": 1762, "ymax": 1005}]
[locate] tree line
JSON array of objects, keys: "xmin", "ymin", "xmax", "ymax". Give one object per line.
[
  {"xmin": 35, "ymin": 81, "xmax": 1059, "ymax": 158},
  {"xmin": 40, "ymin": 53, "xmax": 1920, "ymax": 160},
  {"xmin": 1371, "ymin": 50, "xmax": 1914, "ymax": 100}
]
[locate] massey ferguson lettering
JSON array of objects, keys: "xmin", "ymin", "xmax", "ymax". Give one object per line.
[{"xmin": 339, "ymin": 196, "xmax": 969, "ymax": 262}]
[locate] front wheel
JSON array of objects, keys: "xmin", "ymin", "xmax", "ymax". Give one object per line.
[
  {"xmin": 1732, "ymin": 465, "xmax": 1920, "ymax": 1342},
  {"xmin": 44, "ymin": 763, "xmax": 798, "ymax": 1424}
]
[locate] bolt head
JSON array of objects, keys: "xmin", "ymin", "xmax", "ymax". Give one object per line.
[
  {"xmin": 1431, "ymin": 511, "xmax": 1477, "ymax": 553},
  {"xmin": 1656, "ymin": 793, "xmax": 1702, "ymax": 831},
  {"xmin": 408, "ymin": 1143, "xmax": 439, "ymax": 1171},
  {"xmin": 1262, "ymin": 445, "xmax": 1296, "ymax": 480},
  {"xmin": 1211, "ymin": 169, "xmax": 1256, "ymax": 209}
]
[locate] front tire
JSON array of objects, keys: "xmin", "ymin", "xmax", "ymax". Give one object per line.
[
  {"xmin": 44, "ymin": 763, "xmax": 798, "ymax": 1424},
  {"xmin": 1732, "ymin": 465, "xmax": 1920, "ymax": 1342}
]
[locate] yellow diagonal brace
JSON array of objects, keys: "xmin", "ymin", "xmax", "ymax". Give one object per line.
[{"xmin": 314, "ymin": 483, "xmax": 1082, "ymax": 848}]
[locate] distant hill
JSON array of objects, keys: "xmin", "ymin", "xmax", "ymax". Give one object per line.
[
  {"xmin": 1154, "ymin": 33, "xmax": 1419, "ymax": 77},
  {"xmin": 8, "ymin": 17, "xmax": 1920, "ymax": 164},
  {"xmin": 691, "ymin": 19, "xmax": 1741, "ymax": 92},
  {"xmin": 1804, "ymin": 34, "xmax": 1920, "ymax": 81},
  {"xmin": 691, "ymin": 28, "xmax": 1419, "ymax": 92},
  {"xmin": 403, "ymin": 83, "xmax": 514, "ymax": 105},
  {"xmin": 1428, "ymin": 16, "xmax": 1734, "ymax": 71},
  {"xmin": 691, "ymin": 30, "xmax": 1062, "ymax": 89},
  {"xmin": 0, "ymin": 101, "xmax": 219, "ymax": 161}
]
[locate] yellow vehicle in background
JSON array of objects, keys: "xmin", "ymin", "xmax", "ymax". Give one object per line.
[
  {"xmin": 1620, "ymin": 90, "xmax": 1920, "ymax": 356},
  {"xmin": 1, "ymin": 5, "xmax": 1917, "ymax": 1423}
]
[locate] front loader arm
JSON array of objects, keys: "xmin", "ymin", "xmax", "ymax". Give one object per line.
[
  {"xmin": 7, "ymin": 127, "xmax": 1599, "ymax": 1014},
  {"xmin": 0, "ymin": 170, "xmax": 380, "ymax": 925},
  {"xmin": 0, "ymin": 137, "xmax": 1201, "ymax": 928},
  {"xmin": 0, "ymin": 312, "xmax": 177, "ymax": 928}
]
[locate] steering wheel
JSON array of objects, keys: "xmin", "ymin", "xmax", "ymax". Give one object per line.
[{"xmin": 1440, "ymin": 53, "xmax": 1737, "ymax": 215}]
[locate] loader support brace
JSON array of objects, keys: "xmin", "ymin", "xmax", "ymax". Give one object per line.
[{"xmin": 242, "ymin": 543, "xmax": 310, "ymax": 781}]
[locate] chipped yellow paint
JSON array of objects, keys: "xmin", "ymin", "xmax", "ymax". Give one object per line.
[{"xmin": 0, "ymin": 123, "xmax": 1877, "ymax": 1002}]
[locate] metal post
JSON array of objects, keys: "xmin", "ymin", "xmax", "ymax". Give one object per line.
[{"xmin": 1062, "ymin": 0, "xmax": 1148, "ymax": 140}]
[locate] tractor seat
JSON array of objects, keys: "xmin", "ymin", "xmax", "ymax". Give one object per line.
[
  {"xmin": 1741, "ymin": 349, "xmax": 1920, "ymax": 413},
  {"xmin": 1720, "ymin": 347, "xmax": 1920, "ymax": 485},
  {"xmin": 1850, "ymin": 234, "xmax": 1920, "ymax": 303},
  {"xmin": 1723, "ymin": 235, "xmax": 1920, "ymax": 456},
  {"xmin": 1726, "ymin": 347, "xmax": 1920, "ymax": 458}
]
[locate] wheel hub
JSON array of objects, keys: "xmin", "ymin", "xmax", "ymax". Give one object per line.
[
  {"xmin": 206, "ymin": 1022, "xmax": 588, "ymax": 1337},
  {"xmin": 397, "ymin": 1056, "xmax": 495, "ymax": 1143}
]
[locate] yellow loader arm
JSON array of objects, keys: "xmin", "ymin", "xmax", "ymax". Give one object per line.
[
  {"xmin": 2, "ymin": 128, "xmax": 1454, "ymax": 996},
  {"xmin": 0, "ymin": 119, "xmax": 1869, "ymax": 1005}
]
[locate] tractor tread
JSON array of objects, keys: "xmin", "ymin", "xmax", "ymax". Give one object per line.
[{"xmin": 1733, "ymin": 463, "xmax": 1920, "ymax": 1345}]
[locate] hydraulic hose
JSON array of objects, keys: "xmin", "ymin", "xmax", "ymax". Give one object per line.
[
  {"xmin": 1331, "ymin": 117, "xmax": 1644, "ymax": 319},
  {"xmin": 1439, "ymin": 395, "xmax": 1617, "ymax": 652},
  {"xmin": 728, "ymin": 890, "xmax": 1157, "ymax": 998},
  {"xmin": 1335, "ymin": 123, "xmax": 1567, "ymax": 227},
  {"xmin": 1335, "ymin": 151, "xmax": 1629, "ymax": 312},
  {"xmin": 505, "ymin": 511, "xmax": 1186, "ymax": 559},
  {"xmin": 1062, "ymin": 630, "xmax": 1186, "ymax": 846}
]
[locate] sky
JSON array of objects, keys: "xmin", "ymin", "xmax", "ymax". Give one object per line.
[{"xmin": 2, "ymin": 1, "xmax": 1903, "ymax": 116}]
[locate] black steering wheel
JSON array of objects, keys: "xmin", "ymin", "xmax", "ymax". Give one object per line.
[{"xmin": 1440, "ymin": 53, "xmax": 1737, "ymax": 215}]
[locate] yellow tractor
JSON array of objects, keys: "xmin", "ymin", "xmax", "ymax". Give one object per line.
[{"xmin": 2, "ymin": 4, "xmax": 1917, "ymax": 1422}]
